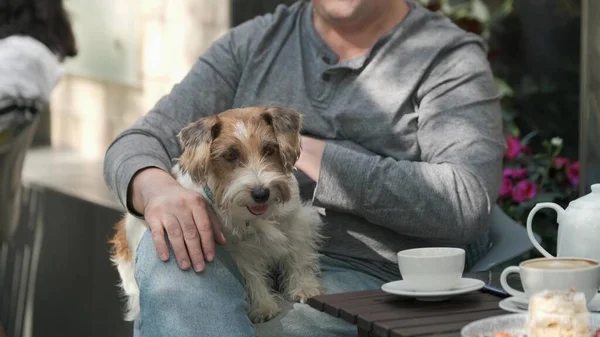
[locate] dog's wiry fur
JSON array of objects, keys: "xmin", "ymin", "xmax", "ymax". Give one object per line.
[{"xmin": 109, "ymin": 107, "xmax": 324, "ymax": 323}]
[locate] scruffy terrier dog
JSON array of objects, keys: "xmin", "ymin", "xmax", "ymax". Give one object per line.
[{"xmin": 109, "ymin": 107, "xmax": 324, "ymax": 323}]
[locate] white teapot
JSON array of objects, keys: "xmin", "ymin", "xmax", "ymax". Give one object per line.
[{"xmin": 527, "ymin": 183, "xmax": 600, "ymax": 261}]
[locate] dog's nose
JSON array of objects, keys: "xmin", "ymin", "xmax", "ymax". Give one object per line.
[{"xmin": 251, "ymin": 187, "xmax": 270, "ymax": 203}]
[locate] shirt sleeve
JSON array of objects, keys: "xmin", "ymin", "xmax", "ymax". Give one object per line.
[
  {"xmin": 312, "ymin": 42, "xmax": 507, "ymax": 245},
  {"xmin": 103, "ymin": 17, "xmax": 270, "ymax": 215}
]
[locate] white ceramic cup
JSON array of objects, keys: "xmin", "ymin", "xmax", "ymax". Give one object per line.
[
  {"xmin": 500, "ymin": 257, "xmax": 600, "ymax": 304},
  {"xmin": 397, "ymin": 247, "xmax": 465, "ymax": 292}
]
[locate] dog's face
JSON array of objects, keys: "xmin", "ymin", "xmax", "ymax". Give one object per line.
[{"xmin": 177, "ymin": 107, "xmax": 302, "ymax": 219}]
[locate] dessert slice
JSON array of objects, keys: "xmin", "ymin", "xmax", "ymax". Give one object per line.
[{"xmin": 526, "ymin": 289, "xmax": 590, "ymax": 337}]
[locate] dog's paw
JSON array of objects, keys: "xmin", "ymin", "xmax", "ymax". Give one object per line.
[
  {"xmin": 249, "ymin": 297, "xmax": 281, "ymax": 323},
  {"xmin": 287, "ymin": 283, "xmax": 323, "ymax": 304}
]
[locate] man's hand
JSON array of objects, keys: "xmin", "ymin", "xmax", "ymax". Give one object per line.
[
  {"xmin": 295, "ymin": 136, "xmax": 326, "ymax": 182},
  {"xmin": 130, "ymin": 168, "xmax": 226, "ymax": 272}
]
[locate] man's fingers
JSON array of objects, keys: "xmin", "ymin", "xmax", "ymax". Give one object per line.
[
  {"xmin": 179, "ymin": 213, "xmax": 205, "ymax": 272},
  {"xmin": 163, "ymin": 216, "xmax": 191, "ymax": 270},
  {"xmin": 191, "ymin": 203, "xmax": 216, "ymax": 262},
  {"xmin": 147, "ymin": 217, "xmax": 170, "ymax": 261}
]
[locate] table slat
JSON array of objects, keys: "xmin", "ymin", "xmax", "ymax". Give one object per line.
[
  {"xmin": 380, "ymin": 309, "xmax": 505, "ymax": 337},
  {"xmin": 343, "ymin": 292, "xmax": 498, "ymax": 325},
  {"xmin": 306, "ymin": 289, "xmax": 387, "ymax": 312},
  {"xmin": 356, "ymin": 294, "xmax": 499, "ymax": 331}
]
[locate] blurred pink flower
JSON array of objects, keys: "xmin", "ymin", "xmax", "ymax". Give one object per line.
[
  {"xmin": 500, "ymin": 177, "xmax": 513, "ymax": 199},
  {"xmin": 553, "ymin": 157, "xmax": 570, "ymax": 167},
  {"xmin": 567, "ymin": 162, "xmax": 580, "ymax": 187},
  {"xmin": 503, "ymin": 168, "xmax": 528, "ymax": 179},
  {"xmin": 505, "ymin": 135, "xmax": 522, "ymax": 159},
  {"xmin": 511, "ymin": 180, "xmax": 537, "ymax": 203}
]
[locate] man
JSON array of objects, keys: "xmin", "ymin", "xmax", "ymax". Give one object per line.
[{"xmin": 103, "ymin": 0, "xmax": 506, "ymax": 336}]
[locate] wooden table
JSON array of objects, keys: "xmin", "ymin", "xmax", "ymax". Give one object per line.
[{"xmin": 307, "ymin": 289, "xmax": 507, "ymax": 337}]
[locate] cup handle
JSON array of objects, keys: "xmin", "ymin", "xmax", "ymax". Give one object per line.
[
  {"xmin": 526, "ymin": 202, "xmax": 564, "ymax": 258},
  {"xmin": 500, "ymin": 266, "xmax": 526, "ymax": 298}
]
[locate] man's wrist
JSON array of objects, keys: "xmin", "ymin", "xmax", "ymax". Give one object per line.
[
  {"xmin": 296, "ymin": 137, "xmax": 326, "ymax": 182},
  {"xmin": 129, "ymin": 167, "xmax": 175, "ymax": 215}
]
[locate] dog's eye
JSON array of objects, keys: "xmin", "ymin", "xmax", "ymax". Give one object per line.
[
  {"xmin": 263, "ymin": 145, "xmax": 279, "ymax": 156},
  {"xmin": 224, "ymin": 149, "xmax": 239, "ymax": 162}
]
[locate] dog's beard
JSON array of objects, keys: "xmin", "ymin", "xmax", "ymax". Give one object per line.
[
  {"xmin": 210, "ymin": 167, "xmax": 291, "ymax": 237},
  {"xmin": 219, "ymin": 168, "xmax": 289, "ymax": 210}
]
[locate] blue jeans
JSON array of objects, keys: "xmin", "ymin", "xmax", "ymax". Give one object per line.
[{"xmin": 133, "ymin": 230, "xmax": 384, "ymax": 337}]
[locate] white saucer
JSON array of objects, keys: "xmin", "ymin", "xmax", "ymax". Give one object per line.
[
  {"xmin": 498, "ymin": 297, "xmax": 525, "ymax": 313},
  {"xmin": 499, "ymin": 294, "xmax": 600, "ymax": 313},
  {"xmin": 381, "ymin": 278, "xmax": 485, "ymax": 301}
]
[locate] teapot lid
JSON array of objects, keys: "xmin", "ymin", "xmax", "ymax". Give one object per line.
[{"xmin": 569, "ymin": 184, "xmax": 600, "ymax": 209}]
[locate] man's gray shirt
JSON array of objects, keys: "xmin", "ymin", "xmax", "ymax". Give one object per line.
[{"xmin": 103, "ymin": 0, "xmax": 506, "ymax": 281}]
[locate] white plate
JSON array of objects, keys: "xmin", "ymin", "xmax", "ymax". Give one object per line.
[
  {"xmin": 499, "ymin": 293, "xmax": 600, "ymax": 313},
  {"xmin": 381, "ymin": 278, "xmax": 485, "ymax": 301},
  {"xmin": 461, "ymin": 313, "xmax": 600, "ymax": 337}
]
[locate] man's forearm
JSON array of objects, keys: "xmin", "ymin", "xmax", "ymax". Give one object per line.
[
  {"xmin": 103, "ymin": 132, "xmax": 174, "ymax": 213},
  {"xmin": 311, "ymin": 141, "xmax": 503, "ymax": 245}
]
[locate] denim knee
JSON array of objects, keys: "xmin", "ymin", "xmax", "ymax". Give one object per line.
[{"xmin": 134, "ymin": 230, "xmax": 256, "ymax": 337}]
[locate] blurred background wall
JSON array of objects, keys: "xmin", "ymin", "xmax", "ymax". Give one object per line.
[{"xmin": 47, "ymin": 0, "xmax": 231, "ymax": 160}]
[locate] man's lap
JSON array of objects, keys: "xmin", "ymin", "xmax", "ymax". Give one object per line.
[{"xmin": 133, "ymin": 230, "xmax": 384, "ymax": 337}]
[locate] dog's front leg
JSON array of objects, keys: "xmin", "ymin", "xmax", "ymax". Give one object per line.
[
  {"xmin": 280, "ymin": 241, "xmax": 323, "ymax": 304},
  {"xmin": 236, "ymin": 262, "xmax": 281, "ymax": 323}
]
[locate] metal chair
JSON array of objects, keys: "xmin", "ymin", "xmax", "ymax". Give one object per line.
[
  {"xmin": 0, "ymin": 185, "xmax": 45, "ymax": 337},
  {"xmin": 469, "ymin": 205, "xmax": 542, "ymax": 272},
  {"xmin": 0, "ymin": 104, "xmax": 43, "ymax": 337}
]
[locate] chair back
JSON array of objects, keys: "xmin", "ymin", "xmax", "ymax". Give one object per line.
[
  {"xmin": 0, "ymin": 107, "xmax": 40, "ymax": 242},
  {"xmin": 469, "ymin": 205, "xmax": 540, "ymax": 272},
  {"xmin": 0, "ymin": 186, "xmax": 45, "ymax": 337}
]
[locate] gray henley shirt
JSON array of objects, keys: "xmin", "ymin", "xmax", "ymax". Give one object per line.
[{"xmin": 103, "ymin": 0, "xmax": 506, "ymax": 282}]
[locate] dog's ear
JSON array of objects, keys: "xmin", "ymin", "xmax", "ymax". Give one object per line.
[
  {"xmin": 177, "ymin": 116, "xmax": 221, "ymax": 183},
  {"xmin": 262, "ymin": 107, "xmax": 303, "ymax": 173}
]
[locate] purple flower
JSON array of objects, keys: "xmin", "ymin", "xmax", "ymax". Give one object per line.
[
  {"xmin": 567, "ymin": 162, "xmax": 580, "ymax": 187},
  {"xmin": 504, "ymin": 168, "xmax": 528, "ymax": 179},
  {"xmin": 511, "ymin": 180, "xmax": 537, "ymax": 203},
  {"xmin": 505, "ymin": 135, "xmax": 522, "ymax": 159},
  {"xmin": 500, "ymin": 177, "xmax": 513, "ymax": 199},
  {"xmin": 553, "ymin": 157, "xmax": 570, "ymax": 168}
]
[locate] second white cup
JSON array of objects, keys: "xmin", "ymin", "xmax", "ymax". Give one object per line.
[
  {"xmin": 500, "ymin": 257, "xmax": 600, "ymax": 304},
  {"xmin": 397, "ymin": 247, "xmax": 465, "ymax": 292}
]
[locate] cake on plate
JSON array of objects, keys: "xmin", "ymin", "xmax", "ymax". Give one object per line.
[{"xmin": 526, "ymin": 289, "xmax": 590, "ymax": 337}]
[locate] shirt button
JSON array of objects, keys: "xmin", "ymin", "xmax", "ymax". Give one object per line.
[{"xmin": 322, "ymin": 73, "xmax": 331, "ymax": 82}]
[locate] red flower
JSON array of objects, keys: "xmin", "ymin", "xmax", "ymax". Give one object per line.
[
  {"xmin": 505, "ymin": 135, "xmax": 522, "ymax": 159},
  {"xmin": 553, "ymin": 157, "xmax": 570, "ymax": 167},
  {"xmin": 503, "ymin": 168, "xmax": 528, "ymax": 179},
  {"xmin": 567, "ymin": 162, "xmax": 580, "ymax": 187},
  {"xmin": 511, "ymin": 180, "xmax": 537, "ymax": 203},
  {"xmin": 500, "ymin": 177, "xmax": 513, "ymax": 199}
]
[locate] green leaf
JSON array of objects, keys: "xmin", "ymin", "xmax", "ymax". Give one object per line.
[
  {"xmin": 471, "ymin": 0, "xmax": 490, "ymax": 23},
  {"xmin": 509, "ymin": 125, "xmax": 520, "ymax": 137},
  {"xmin": 496, "ymin": 78, "xmax": 514, "ymax": 98},
  {"xmin": 520, "ymin": 130, "xmax": 538, "ymax": 146},
  {"xmin": 530, "ymin": 192, "xmax": 562, "ymax": 203}
]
